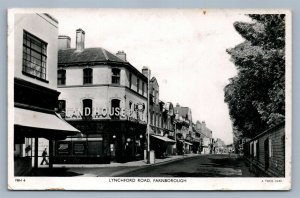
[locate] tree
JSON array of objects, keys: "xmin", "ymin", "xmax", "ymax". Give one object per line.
[{"xmin": 224, "ymin": 14, "xmax": 285, "ymax": 138}]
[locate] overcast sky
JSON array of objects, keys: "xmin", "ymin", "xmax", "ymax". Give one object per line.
[{"xmin": 48, "ymin": 9, "xmax": 250, "ymax": 144}]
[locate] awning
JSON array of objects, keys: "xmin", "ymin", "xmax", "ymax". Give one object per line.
[
  {"xmin": 14, "ymin": 107, "xmax": 81, "ymax": 138},
  {"xmin": 151, "ymin": 135, "xmax": 176, "ymax": 144}
]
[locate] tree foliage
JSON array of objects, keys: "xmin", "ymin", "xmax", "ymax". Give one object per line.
[{"xmin": 224, "ymin": 14, "xmax": 285, "ymax": 138}]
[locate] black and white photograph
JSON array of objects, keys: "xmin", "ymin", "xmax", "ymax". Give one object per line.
[{"xmin": 8, "ymin": 8, "xmax": 291, "ymax": 190}]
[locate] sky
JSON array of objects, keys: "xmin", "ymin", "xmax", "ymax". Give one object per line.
[{"xmin": 48, "ymin": 9, "xmax": 251, "ymax": 144}]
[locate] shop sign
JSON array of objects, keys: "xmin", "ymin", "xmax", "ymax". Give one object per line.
[
  {"xmin": 73, "ymin": 142, "xmax": 86, "ymax": 155},
  {"xmin": 65, "ymin": 106, "xmax": 146, "ymax": 122},
  {"xmin": 57, "ymin": 142, "xmax": 70, "ymax": 155}
]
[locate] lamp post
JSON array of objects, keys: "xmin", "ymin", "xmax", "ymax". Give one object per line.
[{"xmin": 147, "ymin": 69, "xmax": 150, "ymax": 163}]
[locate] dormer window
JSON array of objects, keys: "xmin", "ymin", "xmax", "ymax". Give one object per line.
[{"xmin": 112, "ymin": 68, "xmax": 120, "ymax": 85}]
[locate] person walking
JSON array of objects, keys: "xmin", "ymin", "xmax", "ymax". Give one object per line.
[{"xmin": 40, "ymin": 148, "xmax": 49, "ymax": 165}]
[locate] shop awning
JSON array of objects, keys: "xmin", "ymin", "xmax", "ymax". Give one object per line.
[
  {"xmin": 14, "ymin": 107, "xmax": 81, "ymax": 138},
  {"xmin": 151, "ymin": 135, "xmax": 176, "ymax": 144}
]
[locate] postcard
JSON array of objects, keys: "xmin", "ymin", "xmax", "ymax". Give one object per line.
[{"xmin": 8, "ymin": 8, "xmax": 292, "ymax": 190}]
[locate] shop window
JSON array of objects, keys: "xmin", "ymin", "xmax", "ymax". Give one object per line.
[
  {"xmin": 112, "ymin": 68, "xmax": 120, "ymax": 85},
  {"xmin": 57, "ymin": 69, "xmax": 66, "ymax": 85},
  {"xmin": 82, "ymin": 99, "xmax": 93, "ymax": 117},
  {"xmin": 137, "ymin": 78, "xmax": 140, "ymax": 93},
  {"xmin": 111, "ymin": 99, "xmax": 120, "ymax": 119},
  {"xmin": 22, "ymin": 31, "xmax": 47, "ymax": 80},
  {"xmin": 83, "ymin": 68, "xmax": 93, "ymax": 84}
]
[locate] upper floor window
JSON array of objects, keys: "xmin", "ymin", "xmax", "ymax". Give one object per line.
[
  {"xmin": 57, "ymin": 100, "xmax": 66, "ymax": 118},
  {"xmin": 129, "ymin": 73, "xmax": 132, "ymax": 88},
  {"xmin": 112, "ymin": 68, "xmax": 120, "ymax": 85},
  {"xmin": 82, "ymin": 99, "xmax": 93, "ymax": 117},
  {"xmin": 137, "ymin": 79, "xmax": 140, "ymax": 93},
  {"xmin": 22, "ymin": 31, "xmax": 47, "ymax": 80},
  {"xmin": 57, "ymin": 69, "xmax": 66, "ymax": 85},
  {"xmin": 142, "ymin": 82, "xmax": 145, "ymax": 95},
  {"xmin": 83, "ymin": 68, "xmax": 93, "ymax": 84},
  {"xmin": 111, "ymin": 99, "xmax": 120, "ymax": 119}
]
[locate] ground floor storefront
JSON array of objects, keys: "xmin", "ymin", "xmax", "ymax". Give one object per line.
[{"xmin": 53, "ymin": 120, "xmax": 147, "ymax": 164}]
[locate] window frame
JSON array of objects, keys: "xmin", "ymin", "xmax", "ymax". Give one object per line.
[
  {"xmin": 129, "ymin": 73, "xmax": 132, "ymax": 88},
  {"xmin": 112, "ymin": 68, "xmax": 121, "ymax": 85},
  {"xmin": 57, "ymin": 69, "xmax": 66, "ymax": 85},
  {"xmin": 82, "ymin": 99, "xmax": 93, "ymax": 118},
  {"xmin": 22, "ymin": 30, "xmax": 48, "ymax": 82},
  {"xmin": 137, "ymin": 78, "xmax": 140, "ymax": 93},
  {"xmin": 83, "ymin": 68, "xmax": 93, "ymax": 84}
]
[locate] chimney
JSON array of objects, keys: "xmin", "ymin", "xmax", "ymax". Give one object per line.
[
  {"xmin": 116, "ymin": 51, "xmax": 127, "ymax": 61},
  {"xmin": 76, "ymin": 28, "xmax": 85, "ymax": 51},
  {"xmin": 58, "ymin": 35, "xmax": 71, "ymax": 50},
  {"xmin": 142, "ymin": 66, "xmax": 151, "ymax": 79}
]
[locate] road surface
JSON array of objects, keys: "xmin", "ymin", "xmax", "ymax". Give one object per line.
[{"xmin": 118, "ymin": 154, "xmax": 254, "ymax": 177}]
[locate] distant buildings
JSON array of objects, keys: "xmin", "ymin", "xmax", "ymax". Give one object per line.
[{"xmin": 195, "ymin": 121, "xmax": 213, "ymax": 154}]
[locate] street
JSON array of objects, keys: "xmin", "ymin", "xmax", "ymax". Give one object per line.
[
  {"xmin": 31, "ymin": 154, "xmax": 255, "ymax": 177},
  {"xmin": 118, "ymin": 154, "xmax": 254, "ymax": 177}
]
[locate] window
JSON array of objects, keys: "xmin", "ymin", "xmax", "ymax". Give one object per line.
[
  {"xmin": 58, "ymin": 100, "xmax": 66, "ymax": 113},
  {"xmin": 112, "ymin": 68, "xmax": 120, "ymax": 85},
  {"xmin": 129, "ymin": 73, "xmax": 132, "ymax": 88},
  {"xmin": 22, "ymin": 31, "xmax": 47, "ymax": 80},
  {"xmin": 137, "ymin": 78, "xmax": 140, "ymax": 93},
  {"xmin": 83, "ymin": 68, "xmax": 93, "ymax": 84},
  {"xmin": 57, "ymin": 69, "xmax": 66, "ymax": 85},
  {"xmin": 111, "ymin": 99, "xmax": 120, "ymax": 119},
  {"xmin": 142, "ymin": 82, "xmax": 145, "ymax": 95},
  {"xmin": 82, "ymin": 99, "xmax": 93, "ymax": 117}
]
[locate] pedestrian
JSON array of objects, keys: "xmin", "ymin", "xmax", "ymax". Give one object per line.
[{"xmin": 40, "ymin": 148, "xmax": 49, "ymax": 165}]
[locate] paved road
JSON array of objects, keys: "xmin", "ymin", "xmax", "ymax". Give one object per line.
[
  {"xmin": 118, "ymin": 154, "xmax": 255, "ymax": 177},
  {"xmin": 31, "ymin": 154, "xmax": 255, "ymax": 177}
]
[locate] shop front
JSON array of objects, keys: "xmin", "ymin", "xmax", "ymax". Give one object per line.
[{"xmin": 53, "ymin": 119, "xmax": 146, "ymax": 163}]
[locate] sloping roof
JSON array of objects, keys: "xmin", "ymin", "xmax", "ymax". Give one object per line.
[
  {"xmin": 174, "ymin": 106, "xmax": 189, "ymax": 118},
  {"xmin": 58, "ymin": 47, "xmax": 126, "ymax": 64}
]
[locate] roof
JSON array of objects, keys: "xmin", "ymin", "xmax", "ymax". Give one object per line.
[
  {"xmin": 58, "ymin": 47, "xmax": 126, "ymax": 64},
  {"xmin": 174, "ymin": 106, "xmax": 190, "ymax": 118},
  {"xmin": 58, "ymin": 47, "xmax": 148, "ymax": 81}
]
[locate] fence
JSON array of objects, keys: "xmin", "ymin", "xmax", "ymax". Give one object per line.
[{"xmin": 243, "ymin": 122, "xmax": 285, "ymax": 177}]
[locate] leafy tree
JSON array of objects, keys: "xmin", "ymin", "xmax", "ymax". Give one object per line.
[{"xmin": 225, "ymin": 14, "xmax": 285, "ymax": 138}]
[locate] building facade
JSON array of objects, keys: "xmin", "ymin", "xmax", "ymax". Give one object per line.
[
  {"xmin": 54, "ymin": 29, "xmax": 148, "ymax": 163},
  {"xmin": 13, "ymin": 13, "xmax": 79, "ymax": 175},
  {"xmin": 146, "ymin": 73, "xmax": 176, "ymax": 158},
  {"xmin": 174, "ymin": 104, "xmax": 193, "ymax": 154},
  {"xmin": 196, "ymin": 120, "xmax": 213, "ymax": 154}
]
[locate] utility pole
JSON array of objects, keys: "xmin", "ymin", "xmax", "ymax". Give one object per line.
[{"xmin": 147, "ymin": 69, "xmax": 150, "ymax": 163}]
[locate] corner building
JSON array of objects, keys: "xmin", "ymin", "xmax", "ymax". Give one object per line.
[{"xmin": 54, "ymin": 29, "xmax": 148, "ymax": 163}]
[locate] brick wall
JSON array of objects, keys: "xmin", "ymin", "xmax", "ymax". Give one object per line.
[{"xmin": 244, "ymin": 123, "xmax": 285, "ymax": 177}]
